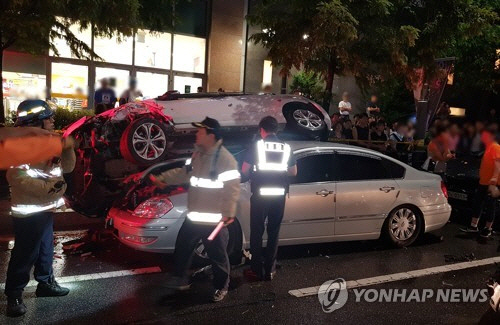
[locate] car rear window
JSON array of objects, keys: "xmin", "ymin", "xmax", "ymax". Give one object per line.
[{"xmin": 381, "ymin": 158, "xmax": 406, "ymax": 179}]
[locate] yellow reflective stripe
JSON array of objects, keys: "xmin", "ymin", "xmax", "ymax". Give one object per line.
[
  {"xmin": 11, "ymin": 198, "xmax": 65, "ymax": 215},
  {"xmin": 187, "ymin": 212, "xmax": 222, "ymax": 223},
  {"xmin": 260, "ymin": 187, "xmax": 285, "ymax": 196}
]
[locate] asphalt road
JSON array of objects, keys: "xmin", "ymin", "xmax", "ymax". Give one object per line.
[{"xmin": 0, "ymin": 215, "xmax": 500, "ymax": 325}]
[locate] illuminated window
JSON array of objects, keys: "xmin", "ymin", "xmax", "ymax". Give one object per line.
[
  {"xmin": 51, "ymin": 63, "xmax": 88, "ymax": 109},
  {"xmin": 135, "ymin": 30, "xmax": 171, "ymax": 69},
  {"xmin": 173, "ymin": 35, "xmax": 205, "ymax": 73},
  {"xmin": 263, "ymin": 60, "xmax": 273, "ymax": 86},
  {"xmin": 95, "ymin": 67, "xmax": 130, "ymax": 101},
  {"xmin": 94, "ymin": 32, "xmax": 133, "ymax": 65},
  {"xmin": 174, "ymin": 76, "xmax": 202, "ymax": 94},
  {"xmin": 2, "ymin": 71, "xmax": 47, "ymax": 116},
  {"xmin": 50, "ymin": 18, "xmax": 92, "ymax": 58},
  {"xmin": 136, "ymin": 72, "xmax": 168, "ymax": 99}
]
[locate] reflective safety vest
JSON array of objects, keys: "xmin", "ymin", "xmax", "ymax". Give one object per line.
[
  {"xmin": 8, "ymin": 163, "xmax": 67, "ymax": 216},
  {"xmin": 251, "ymin": 139, "xmax": 291, "ymax": 196},
  {"xmin": 155, "ymin": 140, "xmax": 241, "ymax": 224}
]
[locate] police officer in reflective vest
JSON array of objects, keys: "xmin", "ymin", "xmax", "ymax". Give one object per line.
[
  {"xmin": 149, "ymin": 117, "xmax": 240, "ymax": 302},
  {"xmin": 242, "ymin": 116, "xmax": 297, "ymax": 280},
  {"xmin": 5, "ymin": 100, "xmax": 75, "ymax": 317}
]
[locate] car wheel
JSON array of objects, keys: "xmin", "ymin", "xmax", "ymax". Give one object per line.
[
  {"xmin": 283, "ymin": 103, "xmax": 327, "ymax": 140},
  {"xmin": 191, "ymin": 219, "xmax": 243, "ymax": 267},
  {"xmin": 120, "ymin": 117, "xmax": 172, "ymax": 166},
  {"xmin": 384, "ymin": 205, "xmax": 422, "ymax": 247}
]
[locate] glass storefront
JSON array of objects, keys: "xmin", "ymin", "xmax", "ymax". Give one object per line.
[
  {"xmin": 2, "ymin": 12, "xmax": 207, "ymax": 118},
  {"xmin": 174, "ymin": 75, "xmax": 203, "ymax": 94},
  {"xmin": 2, "ymin": 71, "xmax": 46, "ymax": 119},
  {"xmin": 173, "ymin": 35, "xmax": 206, "ymax": 73},
  {"xmin": 136, "ymin": 72, "xmax": 169, "ymax": 99},
  {"xmin": 94, "ymin": 33, "xmax": 133, "ymax": 65},
  {"xmin": 51, "ymin": 63, "xmax": 88, "ymax": 110},
  {"xmin": 95, "ymin": 67, "xmax": 130, "ymax": 104},
  {"xmin": 50, "ymin": 20, "xmax": 92, "ymax": 59},
  {"xmin": 135, "ymin": 30, "xmax": 171, "ymax": 69}
]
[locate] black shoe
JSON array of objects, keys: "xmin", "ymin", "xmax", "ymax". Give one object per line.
[
  {"xmin": 36, "ymin": 279, "xmax": 70, "ymax": 297},
  {"xmin": 480, "ymin": 228, "xmax": 492, "ymax": 238},
  {"xmin": 460, "ymin": 225, "xmax": 479, "ymax": 233},
  {"xmin": 164, "ymin": 276, "xmax": 191, "ymax": 291},
  {"xmin": 6, "ymin": 297, "xmax": 26, "ymax": 317},
  {"xmin": 211, "ymin": 289, "xmax": 228, "ymax": 302}
]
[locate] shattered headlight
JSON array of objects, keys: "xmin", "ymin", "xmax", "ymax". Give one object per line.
[{"xmin": 133, "ymin": 196, "xmax": 173, "ymax": 219}]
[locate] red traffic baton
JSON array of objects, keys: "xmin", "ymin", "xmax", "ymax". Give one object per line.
[{"xmin": 207, "ymin": 221, "xmax": 225, "ymax": 241}]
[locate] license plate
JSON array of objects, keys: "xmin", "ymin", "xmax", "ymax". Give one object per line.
[{"xmin": 448, "ymin": 191, "xmax": 468, "ymax": 201}]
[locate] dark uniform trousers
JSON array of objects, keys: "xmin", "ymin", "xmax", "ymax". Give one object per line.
[
  {"xmin": 174, "ymin": 219, "xmax": 230, "ymax": 290},
  {"xmin": 474, "ymin": 185, "xmax": 497, "ymax": 223},
  {"xmin": 5, "ymin": 212, "xmax": 54, "ymax": 298},
  {"xmin": 250, "ymin": 194, "xmax": 286, "ymax": 277}
]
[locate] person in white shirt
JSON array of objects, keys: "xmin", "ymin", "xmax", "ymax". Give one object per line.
[
  {"xmin": 119, "ymin": 78, "xmax": 143, "ymax": 105},
  {"xmin": 338, "ymin": 92, "xmax": 352, "ymax": 118}
]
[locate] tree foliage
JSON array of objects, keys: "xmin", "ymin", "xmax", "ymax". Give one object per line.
[
  {"xmin": 289, "ymin": 71, "xmax": 324, "ymax": 102},
  {"xmin": 247, "ymin": 0, "xmax": 498, "ymax": 108}
]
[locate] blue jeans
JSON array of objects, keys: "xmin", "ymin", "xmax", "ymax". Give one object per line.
[{"xmin": 5, "ymin": 212, "xmax": 54, "ymax": 298}]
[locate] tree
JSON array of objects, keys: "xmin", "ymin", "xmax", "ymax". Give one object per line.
[
  {"xmin": 247, "ymin": 0, "xmax": 497, "ymax": 115},
  {"xmin": 0, "ymin": 0, "xmax": 176, "ymax": 123},
  {"xmin": 444, "ymin": 0, "xmax": 500, "ymax": 114},
  {"xmin": 289, "ymin": 71, "xmax": 324, "ymax": 102},
  {"xmin": 247, "ymin": 0, "xmax": 416, "ymax": 109}
]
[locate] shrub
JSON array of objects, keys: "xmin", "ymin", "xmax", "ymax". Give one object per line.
[{"xmin": 54, "ymin": 108, "xmax": 94, "ymax": 130}]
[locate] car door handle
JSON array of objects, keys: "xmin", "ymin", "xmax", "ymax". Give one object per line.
[
  {"xmin": 379, "ymin": 186, "xmax": 395, "ymax": 193},
  {"xmin": 316, "ymin": 189, "xmax": 334, "ymax": 197}
]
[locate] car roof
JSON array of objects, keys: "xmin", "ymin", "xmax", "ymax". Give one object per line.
[
  {"xmin": 288, "ymin": 141, "xmax": 379, "ymax": 154},
  {"xmin": 287, "ymin": 141, "xmax": 410, "ymax": 166}
]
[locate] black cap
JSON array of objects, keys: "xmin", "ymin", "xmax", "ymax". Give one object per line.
[{"xmin": 192, "ymin": 117, "xmax": 221, "ymax": 130}]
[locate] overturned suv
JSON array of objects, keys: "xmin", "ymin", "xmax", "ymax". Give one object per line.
[{"xmin": 64, "ymin": 93, "xmax": 331, "ymax": 217}]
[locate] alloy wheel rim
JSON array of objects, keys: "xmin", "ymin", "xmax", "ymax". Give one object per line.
[
  {"xmin": 132, "ymin": 123, "xmax": 166, "ymax": 160},
  {"xmin": 389, "ymin": 208, "xmax": 417, "ymax": 241},
  {"xmin": 292, "ymin": 109, "xmax": 324, "ymax": 131}
]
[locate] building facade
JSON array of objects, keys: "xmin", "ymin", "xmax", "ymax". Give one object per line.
[{"xmin": 2, "ymin": 0, "xmax": 363, "ymax": 119}]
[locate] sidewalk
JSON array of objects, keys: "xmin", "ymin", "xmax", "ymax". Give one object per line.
[{"xmin": 0, "ymin": 200, "xmax": 104, "ymax": 235}]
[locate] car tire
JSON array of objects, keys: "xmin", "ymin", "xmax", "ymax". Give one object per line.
[
  {"xmin": 283, "ymin": 102, "xmax": 327, "ymax": 140},
  {"xmin": 120, "ymin": 117, "xmax": 172, "ymax": 166},
  {"xmin": 189, "ymin": 219, "xmax": 243, "ymax": 267},
  {"xmin": 383, "ymin": 205, "xmax": 423, "ymax": 247}
]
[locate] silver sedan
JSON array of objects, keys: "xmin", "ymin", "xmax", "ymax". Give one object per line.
[{"xmin": 107, "ymin": 141, "xmax": 451, "ymax": 261}]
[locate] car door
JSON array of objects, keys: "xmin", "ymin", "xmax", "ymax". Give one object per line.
[
  {"xmin": 334, "ymin": 151, "xmax": 400, "ymax": 237},
  {"xmin": 280, "ymin": 150, "xmax": 336, "ymax": 241}
]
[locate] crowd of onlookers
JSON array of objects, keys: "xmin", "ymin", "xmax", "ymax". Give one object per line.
[
  {"xmin": 329, "ymin": 91, "xmax": 499, "ymax": 160},
  {"xmin": 329, "ymin": 92, "xmax": 418, "ymax": 156}
]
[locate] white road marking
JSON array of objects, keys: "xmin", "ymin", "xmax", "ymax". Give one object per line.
[
  {"xmin": 289, "ymin": 256, "xmax": 500, "ymax": 298},
  {"xmin": 0, "ymin": 266, "xmax": 162, "ymax": 289}
]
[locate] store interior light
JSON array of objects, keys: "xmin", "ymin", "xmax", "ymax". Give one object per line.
[{"xmin": 450, "ymin": 107, "xmax": 466, "ymax": 117}]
